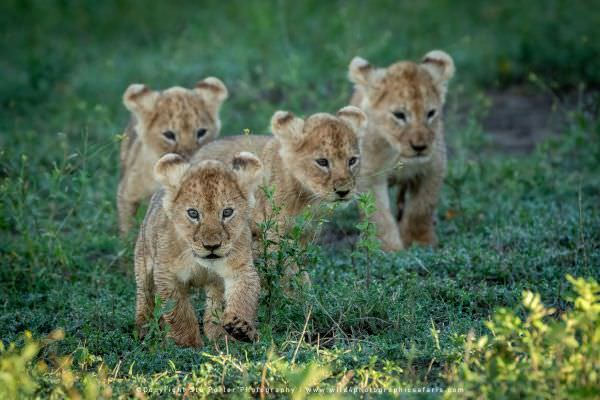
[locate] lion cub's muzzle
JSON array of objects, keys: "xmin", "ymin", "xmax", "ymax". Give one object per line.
[
  {"xmin": 201, "ymin": 242, "xmax": 222, "ymax": 259},
  {"xmin": 332, "ymin": 178, "xmax": 355, "ymax": 202},
  {"xmin": 192, "ymin": 241, "xmax": 231, "ymax": 261},
  {"xmin": 405, "ymin": 127, "xmax": 435, "ymax": 157}
]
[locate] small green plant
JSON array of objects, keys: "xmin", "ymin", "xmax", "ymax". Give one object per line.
[
  {"xmin": 256, "ymin": 185, "xmax": 324, "ymax": 322},
  {"xmin": 256, "ymin": 185, "xmax": 288, "ymax": 323},
  {"xmin": 353, "ymin": 191, "xmax": 382, "ymax": 288},
  {"xmin": 446, "ymin": 275, "xmax": 600, "ymax": 400},
  {"xmin": 139, "ymin": 295, "xmax": 174, "ymax": 351}
]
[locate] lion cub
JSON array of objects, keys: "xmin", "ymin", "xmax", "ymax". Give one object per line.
[
  {"xmin": 134, "ymin": 152, "xmax": 262, "ymax": 347},
  {"xmin": 348, "ymin": 50, "xmax": 455, "ymax": 251},
  {"xmin": 117, "ymin": 77, "xmax": 228, "ymax": 236},
  {"xmin": 191, "ymin": 107, "xmax": 367, "ymax": 273}
]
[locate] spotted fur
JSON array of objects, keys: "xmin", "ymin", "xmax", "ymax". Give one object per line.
[
  {"xmin": 349, "ymin": 50, "xmax": 455, "ymax": 251},
  {"xmin": 134, "ymin": 152, "xmax": 262, "ymax": 347},
  {"xmin": 191, "ymin": 107, "xmax": 367, "ymax": 282},
  {"xmin": 117, "ymin": 77, "xmax": 228, "ymax": 237}
]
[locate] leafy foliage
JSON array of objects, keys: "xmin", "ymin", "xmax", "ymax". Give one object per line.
[
  {"xmin": 353, "ymin": 191, "xmax": 383, "ymax": 288},
  {"xmin": 255, "ymin": 184, "xmax": 323, "ymax": 322},
  {"xmin": 446, "ymin": 276, "xmax": 600, "ymax": 399},
  {"xmin": 0, "ymin": 330, "xmax": 112, "ymax": 399}
]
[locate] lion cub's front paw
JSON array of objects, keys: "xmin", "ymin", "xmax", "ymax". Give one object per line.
[
  {"xmin": 168, "ymin": 332, "xmax": 203, "ymax": 348},
  {"xmin": 379, "ymin": 237, "xmax": 404, "ymax": 253},
  {"xmin": 402, "ymin": 228, "xmax": 437, "ymax": 248},
  {"xmin": 222, "ymin": 313, "xmax": 257, "ymax": 343}
]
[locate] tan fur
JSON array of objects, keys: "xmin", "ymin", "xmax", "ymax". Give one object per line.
[
  {"xmin": 134, "ymin": 152, "xmax": 262, "ymax": 347},
  {"xmin": 191, "ymin": 107, "xmax": 366, "ymax": 276},
  {"xmin": 118, "ymin": 77, "xmax": 228, "ymax": 236},
  {"xmin": 349, "ymin": 50, "xmax": 455, "ymax": 251}
]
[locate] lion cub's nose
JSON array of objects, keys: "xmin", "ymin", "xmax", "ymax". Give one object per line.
[
  {"xmin": 335, "ymin": 190, "xmax": 350, "ymax": 198},
  {"xmin": 410, "ymin": 142, "xmax": 428, "ymax": 153},
  {"xmin": 202, "ymin": 242, "xmax": 222, "ymax": 251}
]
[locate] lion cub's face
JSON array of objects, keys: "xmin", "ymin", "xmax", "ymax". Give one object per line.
[
  {"xmin": 124, "ymin": 77, "xmax": 228, "ymax": 158},
  {"xmin": 154, "ymin": 152, "xmax": 262, "ymax": 260},
  {"xmin": 349, "ymin": 50, "xmax": 454, "ymax": 163},
  {"xmin": 271, "ymin": 107, "xmax": 367, "ymax": 202}
]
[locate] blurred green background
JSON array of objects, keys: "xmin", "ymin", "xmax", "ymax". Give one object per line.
[{"xmin": 2, "ymin": 0, "xmax": 599, "ymax": 137}]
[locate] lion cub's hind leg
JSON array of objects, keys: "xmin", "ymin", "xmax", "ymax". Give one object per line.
[
  {"xmin": 117, "ymin": 178, "xmax": 140, "ymax": 237},
  {"xmin": 134, "ymin": 233, "xmax": 155, "ymax": 339},
  {"xmin": 117, "ymin": 172, "xmax": 154, "ymax": 238}
]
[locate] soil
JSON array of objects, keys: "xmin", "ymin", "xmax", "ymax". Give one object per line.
[{"xmin": 481, "ymin": 86, "xmax": 567, "ymax": 153}]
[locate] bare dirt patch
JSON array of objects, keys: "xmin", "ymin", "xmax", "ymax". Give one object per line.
[{"xmin": 481, "ymin": 87, "xmax": 566, "ymax": 153}]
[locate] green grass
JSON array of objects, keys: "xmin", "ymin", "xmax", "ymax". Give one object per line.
[{"xmin": 1, "ymin": 0, "xmax": 599, "ymax": 398}]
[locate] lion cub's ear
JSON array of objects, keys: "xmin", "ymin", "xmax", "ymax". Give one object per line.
[
  {"xmin": 348, "ymin": 57, "xmax": 384, "ymax": 88},
  {"xmin": 337, "ymin": 106, "xmax": 367, "ymax": 138},
  {"xmin": 123, "ymin": 84, "xmax": 159, "ymax": 115},
  {"xmin": 194, "ymin": 77, "xmax": 228, "ymax": 115},
  {"xmin": 154, "ymin": 153, "xmax": 190, "ymax": 188},
  {"xmin": 232, "ymin": 152, "xmax": 263, "ymax": 205},
  {"xmin": 421, "ymin": 50, "xmax": 455, "ymax": 101},
  {"xmin": 270, "ymin": 111, "xmax": 305, "ymax": 145}
]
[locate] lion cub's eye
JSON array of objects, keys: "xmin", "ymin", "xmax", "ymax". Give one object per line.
[
  {"xmin": 392, "ymin": 111, "xmax": 407, "ymax": 121},
  {"xmin": 316, "ymin": 158, "xmax": 329, "ymax": 168},
  {"xmin": 197, "ymin": 128, "xmax": 207, "ymax": 139},
  {"xmin": 348, "ymin": 157, "xmax": 358, "ymax": 167},
  {"xmin": 163, "ymin": 130, "xmax": 176, "ymax": 141},
  {"xmin": 222, "ymin": 208, "xmax": 234, "ymax": 219},
  {"xmin": 427, "ymin": 109, "xmax": 436, "ymax": 119},
  {"xmin": 187, "ymin": 208, "xmax": 199, "ymax": 220}
]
